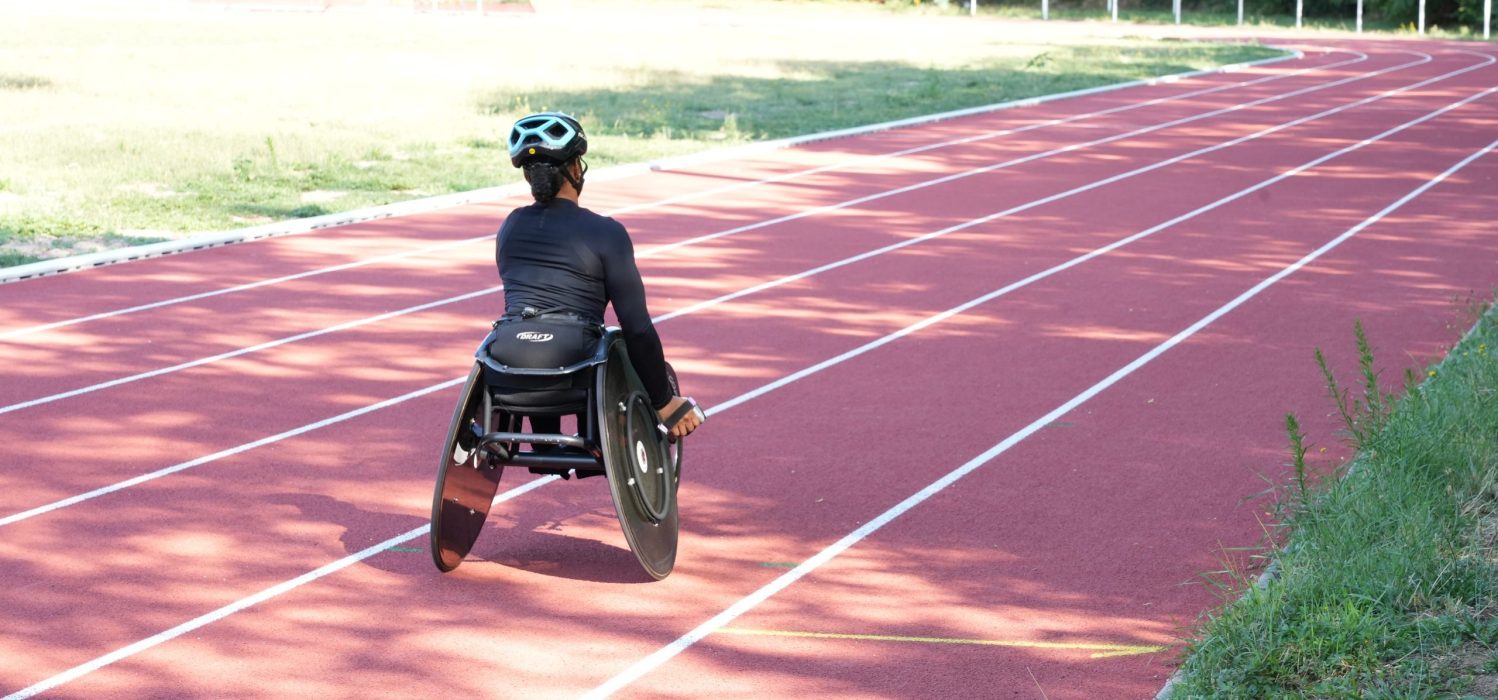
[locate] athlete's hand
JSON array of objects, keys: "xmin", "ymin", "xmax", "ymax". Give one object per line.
[{"xmin": 659, "ymin": 396, "xmax": 703, "ymax": 439}]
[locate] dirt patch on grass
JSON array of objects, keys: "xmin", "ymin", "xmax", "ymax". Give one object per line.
[
  {"xmin": 1433, "ymin": 641, "xmax": 1498, "ymax": 696},
  {"xmin": 0, "ymin": 232, "xmax": 174, "ymax": 268}
]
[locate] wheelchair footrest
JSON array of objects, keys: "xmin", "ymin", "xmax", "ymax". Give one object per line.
[{"xmin": 508, "ymin": 451, "xmax": 602, "ymax": 471}]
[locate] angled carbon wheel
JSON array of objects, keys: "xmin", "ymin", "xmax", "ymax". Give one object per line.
[
  {"xmin": 598, "ymin": 342, "xmax": 679, "ymax": 580},
  {"xmin": 430, "ymin": 363, "xmax": 507, "ymax": 572},
  {"xmin": 663, "ymin": 363, "xmax": 683, "ymax": 491}
]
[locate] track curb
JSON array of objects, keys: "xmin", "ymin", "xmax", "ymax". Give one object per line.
[{"xmin": 0, "ymin": 45, "xmax": 1299, "ymax": 285}]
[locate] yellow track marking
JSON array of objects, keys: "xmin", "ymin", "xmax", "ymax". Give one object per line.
[{"xmin": 717, "ymin": 628, "xmax": 1166, "ymax": 659}]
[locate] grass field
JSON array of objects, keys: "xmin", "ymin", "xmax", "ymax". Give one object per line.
[
  {"xmin": 1171, "ymin": 305, "xmax": 1498, "ymax": 697},
  {"xmin": 0, "ymin": 0, "xmax": 1279, "ymax": 267}
]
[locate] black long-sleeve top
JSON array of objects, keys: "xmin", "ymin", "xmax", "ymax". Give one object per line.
[{"xmin": 495, "ymin": 199, "xmax": 672, "ymax": 408}]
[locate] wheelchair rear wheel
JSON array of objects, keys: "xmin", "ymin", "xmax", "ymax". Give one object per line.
[
  {"xmin": 430, "ymin": 363, "xmax": 512, "ymax": 572},
  {"xmin": 599, "ymin": 344, "xmax": 680, "ymax": 580}
]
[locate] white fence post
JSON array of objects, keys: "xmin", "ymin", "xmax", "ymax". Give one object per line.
[
  {"xmin": 1357, "ymin": 0, "xmax": 1363, "ymax": 32},
  {"xmin": 1237, "ymin": 0, "xmax": 1244, "ymax": 25},
  {"xmin": 1419, "ymin": 0, "xmax": 1426, "ymax": 34},
  {"xmin": 1296, "ymin": 0, "xmax": 1302, "ymax": 27},
  {"xmin": 970, "ymin": 0, "xmax": 977, "ymax": 17},
  {"xmin": 1112, "ymin": 0, "xmax": 1119, "ymax": 22},
  {"xmin": 1173, "ymin": 0, "xmax": 1181, "ymax": 24},
  {"xmin": 1486, "ymin": 0, "xmax": 1492, "ymax": 39}
]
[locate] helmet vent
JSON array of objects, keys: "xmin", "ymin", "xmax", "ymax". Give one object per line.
[{"xmin": 508, "ymin": 112, "xmax": 587, "ymax": 167}]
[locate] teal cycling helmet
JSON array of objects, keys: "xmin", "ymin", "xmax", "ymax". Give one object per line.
[{"xmin": 508, "ymin": 112, "xmax": 588, "ymax": 168}]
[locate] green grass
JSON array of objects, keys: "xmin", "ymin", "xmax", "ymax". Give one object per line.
[
  {"xmin": 477, "ymin": 45, "xmax": 1276, "ymax": 146},
  {"xmin": 1171, "ymin": 307, "xmax": 1498, "ymax": 697},
  {"xmin": 0, "ymin": 1, "xmax": 1279, "ymax": 266}
]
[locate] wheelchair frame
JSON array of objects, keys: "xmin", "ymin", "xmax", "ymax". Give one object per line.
[{"xmin": 430, "ymin": 327, "xmax": 683, "ymax": 580}]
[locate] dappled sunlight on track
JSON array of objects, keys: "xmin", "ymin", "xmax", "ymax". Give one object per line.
[{"xmin": 4, "ymin": 40, "xmax": 1498, "ymax": 700}]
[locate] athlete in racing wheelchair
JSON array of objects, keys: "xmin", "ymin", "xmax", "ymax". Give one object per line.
[{"xmin": 430, "ymin": 112, "xmax": 703, "ymax": 580}]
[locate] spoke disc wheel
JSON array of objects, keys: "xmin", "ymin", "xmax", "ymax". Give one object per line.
[
  {"xmin": 599, "ymin": 343, "xmax": 679, "ymax": 580},
  {"xmin": 624, "ymin": 392, "xmax": 672, "ymax": 522},
  {"xmin": 430, "ymin": 363, "xmax": 506, "ymax": 572}
]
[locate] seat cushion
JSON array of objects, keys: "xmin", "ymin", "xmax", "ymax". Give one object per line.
[
  {"xmin": 485, "ymin": 317, "xmax": 601, "ymax": 371},
  {"xmin": 482, "ymin": 318, "xmax": 602, "ymax": 414}
]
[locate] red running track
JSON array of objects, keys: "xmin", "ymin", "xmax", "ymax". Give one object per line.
[{"xmin": 1, "ymin": 39, "xmax": 1496, "ymax": 700}]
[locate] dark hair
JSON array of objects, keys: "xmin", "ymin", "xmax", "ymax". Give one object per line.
[{"xmin": 523, "ymin": 161, "xmax": 565, "ymax": 203}]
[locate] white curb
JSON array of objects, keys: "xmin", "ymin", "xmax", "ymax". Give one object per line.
[{"xmin": 0, "ymin": 46, "xmax": 1298, "ymax": 285}]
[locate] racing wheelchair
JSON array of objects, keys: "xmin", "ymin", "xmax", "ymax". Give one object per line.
[{"xmin": 429, "ymin": 318, "xmax": 697, "ymax": 580}]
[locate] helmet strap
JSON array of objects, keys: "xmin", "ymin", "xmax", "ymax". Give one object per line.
[{"xmin": 561, "ymin": 158, "xmax": 588, "ymax": 196}]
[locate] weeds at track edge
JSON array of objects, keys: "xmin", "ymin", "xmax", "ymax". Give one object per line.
[{"xmin": 1158, "ymin": 299, "xmax": 1498, "ymax": 698}]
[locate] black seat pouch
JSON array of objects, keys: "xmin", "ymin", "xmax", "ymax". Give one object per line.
[{"xmin": 483, "ymin": 315, "xmax": 604, "ymax": 414}]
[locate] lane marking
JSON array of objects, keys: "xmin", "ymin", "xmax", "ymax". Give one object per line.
[
  {"xmin": 2, "ymin": 52, "xmax": 1487, "ymax": 525},
  {"xmin": 12, "ymin": 84, "xmax": 1498, "ymax": 700},
  {"xmin": 0, "ymin": 378, "xmax": 465, "ymax": 528},
  {"xmin": 0, "ymin": 50, "xmax": 1303, "ymax": 287},
  {"xmin": 687, "ymin": 58, "xmax": 1498, "ymax": 420},
  {"xmin": 0, "ymin": 475, "xmax": 552, "ymax": 700},
  {"xmin": 652, "ymin": 49, "xmax": 1472, "ymax": 327},
  {"xmin": 0, "ymin": 238, "xmax": 495, "ymax": 342},
  {"xmin": 0, "ymin": 51, "xmax": 1438, "ymax": 417},
  {"xmin": 716, "ymin": 628, "xmax": 1167, "ymax": 659},
  {"xmin": 582, "ymin": 111, "xmax": 1498, "ymax": 700},
  {"xmin": 0, "ymin": 49, "xmax": 1350, "ymax": 341},
  {"xmin": 604, "ymin": 53, "xmax": 1352, "ymax": 227},
  {"xmin": 635, "ymin": 50, "xmax": 1423, "ymax": 260},
  {"xmin": 0, "ymin": 288, "xmax": 500, "ymax": 417}
]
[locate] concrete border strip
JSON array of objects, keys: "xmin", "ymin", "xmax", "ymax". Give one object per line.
[
  {"xmin": 0, "ymin": 47, "xmax": 1300, "ymax": 285},
  {"xmin": 1, "ymin": 48, "xmax": 1350, "ymax": 342}
]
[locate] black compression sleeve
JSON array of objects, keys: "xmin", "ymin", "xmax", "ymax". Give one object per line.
[{"xmin": 601, "ymin": 225, "xmax": 673, "ymax": 408}]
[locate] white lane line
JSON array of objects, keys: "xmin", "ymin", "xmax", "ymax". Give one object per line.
[
  {"xmin": 599, "ymin": 52, "xmax": 1371, "ymax": 229},
  {"xmin": 702, "ymin": 76, "xmax": 1498, "ymax": 414},
  {"xmin": 10, "ymin": 91, "xmax": 1496, "ymax": 700},
  {"xmin": 582, "ymin": 115, "xmax": 1498, "ymax": 700},
  {"xmin": 639, "ymin": 50, "xmax": 1429, "ymax": 259},
  {"xmin": 0, "ymin": 50, "xmax": 1303, "ymax": 288},
  {"xmin": 0, "ymin": 475, "xmax": 556, "ymax": 700},
  {"xmin": 0, "ymin": 52, "xmax": 1436, "ymax": 416},
  {"xmin": 654, "ymin": 51, "xmax": 1488, "ymax": 326},
  {"xmin": 2, "ymin": 51, "xmax": 1487, "ymax": 522},
  {"xmin": 0, "ymin": 237, "xmax": 491, "ymax": 342},
  {"xmin": 0, "ymin": 287, "xmax": 500, "ymax": 417},
  {"xmin": 0, "ymin": 378, "xmax": 466, "ymax": 528},
  {"xmin": 0, "ymin": 50, "xmax": 1356, "ymax": 342}
]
